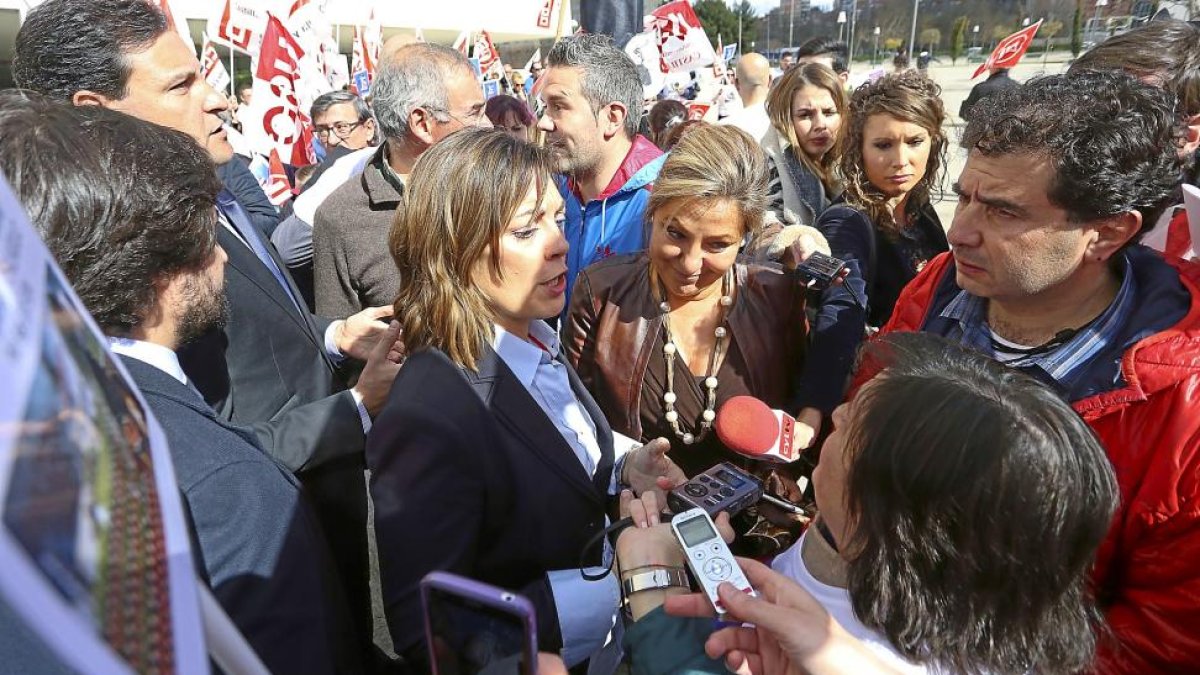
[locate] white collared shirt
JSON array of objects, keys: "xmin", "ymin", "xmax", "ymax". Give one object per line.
[
  {"xmin": 492, "ymin": 321, "xmax": 602, "ymax": 476},
  {"xmin": 108, "ymin": 337, "xmax": 190, "ymax": 386}
]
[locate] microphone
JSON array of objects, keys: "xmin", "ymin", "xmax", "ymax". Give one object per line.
[{"xmin": 715, "ymin": 396, "xmax": 801, "ymax": 463}]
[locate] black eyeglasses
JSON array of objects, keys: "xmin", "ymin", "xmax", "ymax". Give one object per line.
[{"xmin": 313, "ymin": 120, "xmax": 364, "ymax": 139}]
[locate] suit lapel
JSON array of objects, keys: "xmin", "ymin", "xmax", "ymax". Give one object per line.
[
  {"xmin": 470, "ymin": 347, "xmax": 606, "ymax": 506},
  {"xmin": 217, "ymin": 225, "xmax": 323, "ymax": 352}
]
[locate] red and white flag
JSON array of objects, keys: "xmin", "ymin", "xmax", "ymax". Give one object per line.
[
  {"xmin": 244, "ymin": 14, "xmax": 315, "ymax": 167},
  {"xmin": 452, "ymin": 30, "xmax": 471, "ymax": 56},
  {"xmin": 152, "ymin": 0, "xmax": 195, "ymax": 54},
  {"xmin": 536, "ymin": 0, "xmax": 557, "ymax": 29},
  {"xmin": 651, "ymin": 0, "xmax": 716, "ymax": 73},
  {"xmin": 207, "ymin": 0, "xmax": 268, "ymax": 56},
  {"xmin": 686, "ymin": 102, "xmax": 710, "ymax": 121},
  {"xmin": 973, "ymin": 20, "xmax": 1042, "ymax": 79},
  {"xmin": 350, "ymin": 8, "xmax": 382, "ymax": 96},
  {"xmin": 474, "ymin": 31, "xmax": 502, "ymax": 74},
  {"xmin": 265, "ymin": 149, "xmax": 294, "ymax": 205},
  {"xmin": 200, "ymin": 34, "xmax": 232, "ymax": 92}
]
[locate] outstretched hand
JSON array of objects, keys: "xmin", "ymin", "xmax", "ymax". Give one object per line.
[{"xmin": 623, "ymin": 437, "xmax": 687, "ymax": 501}]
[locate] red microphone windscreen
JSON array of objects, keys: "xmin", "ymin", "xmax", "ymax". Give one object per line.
[{"xmin": 715, "ymin": 396, "xmax": 778, "ymax": 456}]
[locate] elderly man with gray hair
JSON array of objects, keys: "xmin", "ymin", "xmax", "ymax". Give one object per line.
[{"xmin": 311, "ymin": 43, "xmax": 490, "ymax": 318}]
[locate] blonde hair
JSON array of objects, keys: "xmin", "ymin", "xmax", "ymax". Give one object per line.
[
  {"xmin": 646, "ymin": 123, "xmax": 769, "ymax": 237},
  {"xmin": 390, "ymin": 128, "xmax": 556, "ymax": 370},
  {"xmin": 765, "ymin": 61, "xmax": 849, "ymax": 193}
]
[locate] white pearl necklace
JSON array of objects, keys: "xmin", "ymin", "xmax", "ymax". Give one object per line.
[{"xmin": 657, "ymin": 270, "xmax": 734, "ymax": 445}]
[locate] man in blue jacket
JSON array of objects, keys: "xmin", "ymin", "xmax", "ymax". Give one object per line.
[{"xmin": 537, "ymin": 34, "xmax": 668, "ymax": 309}]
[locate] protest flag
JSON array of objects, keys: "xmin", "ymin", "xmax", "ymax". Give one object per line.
[
  {"xmin": 523, "ymin": 47, "xmax": 542, "ymax": 71},
  {"xmin": 265, "ymin": 150, "xmax": 294, "ymax": 205},
  {"xmin": 580, "ymin": 0, "xmax": 644, "ymax": 48},
  {"xmin": 972, "ymin": 20, "xmax": 1042, "ymax": 79},
  {"xmin": 350, "ymin": 10, "xmax": 382, "ymax": 96},
  {"xmin": 207, "ymin": 0, "xmax": 267, "ymax": 56},
  {"xmin": 244, "ymin": 14, "xmax": 315, "ymax": 167},
  {"xmin": 651, "ymin": 0, "xmax": 717, "ymax": 73},
  {"xmin": 200, "ymin": 34, "xmax": 232, "ymax": 92},
  {"xmin": 152, "ymin": 0, "xmax": 196, "ymax": 54},
  {"xmin": 452, "ymin": 30, "xmax": 472, "ymax": 56}
]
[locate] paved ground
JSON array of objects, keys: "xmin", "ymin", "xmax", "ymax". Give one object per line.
[{"xmin": 912, "ymin": 53, "xmax": 1075, "ymax": 227}]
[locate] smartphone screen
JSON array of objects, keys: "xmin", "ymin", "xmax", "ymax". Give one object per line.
[{"xmin": 424, "ymin": 585, "xmax": 533, "ymax": 675}]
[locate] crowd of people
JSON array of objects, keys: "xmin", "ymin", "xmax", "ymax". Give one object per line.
[{"xmin": 4, "ymin": 0, "xmax": 1200, "ymax": 672}]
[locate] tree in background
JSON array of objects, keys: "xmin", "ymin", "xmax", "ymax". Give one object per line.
[
  {"xmin": 950, "ymin": 16, "xmax": 968, "ymax": 64},
  {"xmin": 1071, "ymin": 0, "xmax": 1083, "ymax": 56},
  {"xmin": 693, "ymin": 0, "xmax": 758, "ymax": 51},
  {"xmin": 919, "ymin": 27, "xmax": 942, "ymax": 53}
]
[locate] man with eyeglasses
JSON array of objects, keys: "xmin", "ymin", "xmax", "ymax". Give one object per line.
[
  {"xmin": 312, "ymin": 90, "xmax": 377, "ymax": 154},
  {"xmin": 312, "ymin": 42, "xmax": 491, "ymax": 318}
]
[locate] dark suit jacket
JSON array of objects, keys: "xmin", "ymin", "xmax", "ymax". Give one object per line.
[
  {"xmin": 121, "ymin": 356, "xmax": 357, "ymax": 674},
  {"xmin": 218, "ymin": 156, "xmax": 281, "ymax": 238},
  {"xmin": 177, "ymin": 192, "xmax": 373, "ymax": 661},
  {"xmin": 367, "ymin": 346, "xmax": 615, "ymax": 663}
]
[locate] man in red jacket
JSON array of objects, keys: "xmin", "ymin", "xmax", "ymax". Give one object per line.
[{"xmin": 879, "ymin": 71, "xmax": 1200, "ymax": 672}]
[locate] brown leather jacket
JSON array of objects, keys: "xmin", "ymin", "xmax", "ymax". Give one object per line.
[{"xmin": 564, "ymin": 252, "xmax": 809, "ymax": 443}]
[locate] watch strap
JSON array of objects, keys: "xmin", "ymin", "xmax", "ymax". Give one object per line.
[{"xmin": 621, "ymin": 567, "xmax": 690, "ymax": 597}]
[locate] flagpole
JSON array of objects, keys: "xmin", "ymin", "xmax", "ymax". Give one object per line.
[{"xmin": 229, "ymin": 45, "xmax": 235, "ymax": 98}]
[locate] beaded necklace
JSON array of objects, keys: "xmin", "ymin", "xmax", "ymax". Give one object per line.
[{"xmin": 655, "ymin": 268, "xmax": 734, "ymax": 445}]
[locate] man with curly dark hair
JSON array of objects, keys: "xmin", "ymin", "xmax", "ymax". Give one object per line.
[{"xmin": 881, "ymin": 70, "xmax": 1200, "ymax": 672}]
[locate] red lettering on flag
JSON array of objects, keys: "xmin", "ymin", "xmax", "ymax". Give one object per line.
[{"xmin": 537, "ymin": 0, "xmax": 555, "ymax": 29}]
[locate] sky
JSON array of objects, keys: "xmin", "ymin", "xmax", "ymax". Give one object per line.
[{"xmin": 743, "ymin": 0, "xmax": 835, "ymax": 14}]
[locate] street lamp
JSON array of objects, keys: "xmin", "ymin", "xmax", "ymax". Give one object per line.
[
  {"xmin": 847, "ymin": 0, "xmax": 859, "ymax": 65},
  {"xmin": 1093, "ymin": 0, "xmax": 1108, "ymax": 43},
  {"xmin": 788, "ymin": 0, "xmax": 796, "ymax": 50},
  {"xmin": 873, "ymin": 26, "xmax": 881, "ymax": 66},
  {"xmin": 908, "ymin": 0, "xmax": 919, "ymax": 61},
  {"xmin": 972, "ymin": 24, "xmax": 979, "ymax": 50},
  {"xmin": 837, "ymin": 11, "xmax": 847, "ymax": 42}
]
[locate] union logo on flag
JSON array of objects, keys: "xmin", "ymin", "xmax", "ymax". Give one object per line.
[{"xmin": 973, "ymin": 20, "xmax": 1042, "ymax": 79}]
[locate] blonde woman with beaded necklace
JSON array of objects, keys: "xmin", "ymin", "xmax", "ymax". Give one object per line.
[{"xmin": 566, "ymin": 124, "xmax": 818, "ymax": 556}]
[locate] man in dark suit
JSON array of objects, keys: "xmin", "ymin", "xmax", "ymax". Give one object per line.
[
  {"xmin": 14, "ymin": 0, "xmax": 404, "ymax": 663},
  {"xmin": 0, "ymin": 92, "xmax": 387, "ymax": 674}
]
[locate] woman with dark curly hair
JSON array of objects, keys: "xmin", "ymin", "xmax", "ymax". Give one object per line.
[
  {"xmin": 615, "ymin": 333, "xmax": 1119, "ymax": 675},
  {"xmin": 796, "ymin": 72, "xmax": 950, "ymax": 431}
]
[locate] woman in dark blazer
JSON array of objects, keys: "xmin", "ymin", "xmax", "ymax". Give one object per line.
[{"xmin": 367, "ymin": 129, "xmax": 683, "ymax": 670}]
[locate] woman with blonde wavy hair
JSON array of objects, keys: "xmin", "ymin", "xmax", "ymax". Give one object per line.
[
  {"xmin": 368, "ymin": 127, "xmax": 683, "ymax": 669},
  {"xmin": 566, "ymin": 124, "xmax": 819, "ymax": 557},
  {"xmin": 760, "ymin": 61, "xmax": 849, "ymax": 227}
]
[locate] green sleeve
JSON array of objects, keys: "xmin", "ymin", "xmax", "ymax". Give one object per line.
[{"xmin": 623, "ymin": 606, "xmax": 727, "ymax": 674}]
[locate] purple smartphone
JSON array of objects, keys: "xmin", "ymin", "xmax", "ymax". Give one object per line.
[{"xmin": 420, "ymin": 571, "xmax": 538, "ymax": 675}]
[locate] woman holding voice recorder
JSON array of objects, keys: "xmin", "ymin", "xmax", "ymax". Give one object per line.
[
  {"xmin": 368, "ymin": 128, "xmax": 685, "ymax": 669},
  {"xmin": 613, "ymin": 334, "xmax": 1118, "ymax": 675}
]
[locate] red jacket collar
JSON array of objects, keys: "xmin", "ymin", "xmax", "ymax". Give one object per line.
[{"xmin": 568, "ymin": 135, "xmax": 663, "ymax": 203}]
